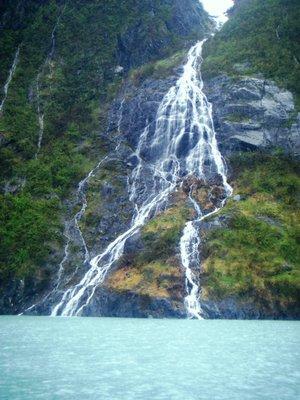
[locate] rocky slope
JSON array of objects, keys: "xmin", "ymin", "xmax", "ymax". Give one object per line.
[{"xmin": 0, "ymin": 0, "xmax": 299, "ymax": 318}]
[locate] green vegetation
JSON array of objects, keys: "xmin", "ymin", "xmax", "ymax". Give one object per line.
[
  {"xmin": 201, "ymin": 0, "xmax": 300, "ymax": 313},
  {"xmin": 203, "ymin": 0, "xmax": 300, "ymax": 107},
  {"xmin": 0, "ymin": 194, "xmax": 61, "ymax": 280},
  {"xmin": 202, "ymin": 152, "xmax": 300, "ymax": 315},
  {"xmin": 225, "ymin": 114, "xmax": 250, "ymax": 123}
]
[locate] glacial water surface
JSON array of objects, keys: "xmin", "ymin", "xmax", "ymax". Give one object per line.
[{"xmin": 0, "ymin": 317, "xmax": 299, "ymax": 400}]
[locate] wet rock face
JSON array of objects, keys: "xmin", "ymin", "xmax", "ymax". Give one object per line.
[
  {"xmin": 111, "ymin": 77, "xmax": 178, "ymax": 148},
  {"xmin": 19, "ymin": 71, "xmax": 185, "ymax": 317},
  {"xmin": 16, "ymin": 66, "xmax": 300, "ymax": 319},
  {"xmin": 10, "ymin": 25, "xmax": 299, "ymax": 318},
  {"xmin": 204, "ymin": 75, "xmax": 300, "ymax": 156},
  {"xmin": 108, "ymin": 75, "xmax": 180, "ymax": 207}
]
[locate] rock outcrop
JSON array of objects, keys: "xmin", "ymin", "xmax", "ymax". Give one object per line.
[{"xmin": 204, "ymin": 75, "xmax": 300, "ymax": 156}]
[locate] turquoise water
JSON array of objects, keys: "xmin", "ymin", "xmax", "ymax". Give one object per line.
[{"xmin": 0, "ymin": 317, "xmax": 299, "ymax": 400}]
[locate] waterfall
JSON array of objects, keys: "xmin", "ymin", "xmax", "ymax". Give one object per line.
[
  {"xmin": 51, "ymin": 40, "xmax": 232, "ymax": 317},
  {"xmin": 0, "ymin": 47, "xmax": 20, "ymax": 114}
]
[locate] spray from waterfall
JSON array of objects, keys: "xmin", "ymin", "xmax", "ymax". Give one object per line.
[
  {"xmin": 51, "ymin": 40, "xmax": 232, "ymax": 317},
  {"xmin": 0, "ymin": 46, "xmax": 20, "ymax": 114}
]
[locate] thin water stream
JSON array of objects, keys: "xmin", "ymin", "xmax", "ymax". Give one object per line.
[
  {"xmin": 0, "ymin": 47, "xmax": 20, "ymax": 113},
  {"xmin": 34, "ymin": 5, "xmax": 65, "ymax": 158}
]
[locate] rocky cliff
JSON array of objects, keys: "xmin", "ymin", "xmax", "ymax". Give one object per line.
[{"xmin": 0, "ymin": 0, "xmax": 299, "ymax": 319}]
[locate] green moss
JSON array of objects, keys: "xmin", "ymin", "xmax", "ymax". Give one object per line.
[
  {"xmin": 106, "ymin": 203, "xmax": 191, "ymax": 298},
  {"xmin": 202, "ymin": 152, "xmax": 300, "ymax": 313},
  {"xmin": 0, "ymin": 1, "xmax": 137, "ymax": 286}
]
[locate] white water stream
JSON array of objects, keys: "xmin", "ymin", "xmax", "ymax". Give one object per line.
[
  {"xmin": 34, "ymin": 6, "xmax": 65, "ymax": 158},
  {"xmin": 0, "ymin": 47, "xmax": 20, "ymax": 113},
  {"xmin": 51, "ymin": 40, "xmax": 232, "ymax": 317}
]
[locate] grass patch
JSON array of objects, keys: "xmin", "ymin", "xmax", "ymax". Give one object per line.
[{"xmin": 139, "ymin": 205, "xmax": 191, "ymax": 263}]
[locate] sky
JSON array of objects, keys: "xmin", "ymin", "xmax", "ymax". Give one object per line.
[{"xmin": 200, "ymin": 0, "xmax": 234, "ymax": 22}]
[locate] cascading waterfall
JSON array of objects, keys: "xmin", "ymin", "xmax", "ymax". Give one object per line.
[
  {"xmin": 56, "ymin": 157, "xmax": 109, "ymax": 289},
  {"xmin": 0, "ymin": 46, "xmax": 20, "ymax": 113},
  {"xmin": 180, "ymin": 193, "xmax": 204, "ymax": 319},
  {"xmin": 51, "ymin": 40, "xmax": 232, "ymax": 317},
  {"xmin": 181, "ymin": 193, "xmax": 231, "ymax": 319}
]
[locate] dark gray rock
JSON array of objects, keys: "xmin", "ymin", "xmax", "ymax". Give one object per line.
[
  {"xmin": 200, "ymin": 298, "xmax": 261, "ymax": 319},
  {"xmin": 200, "ymin": 296, "xmax": 299, "ymax": 320},
  {"xmin": 3, "ymin": 177, "xmax": 26, "ymax": 195},
  {"xmin": 83, "ymin": 287, "xmax": 186, "ymax": 318},
  {"xmin": 204, "ymin": 75, "xmax": 300, "ymax": 156}
]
